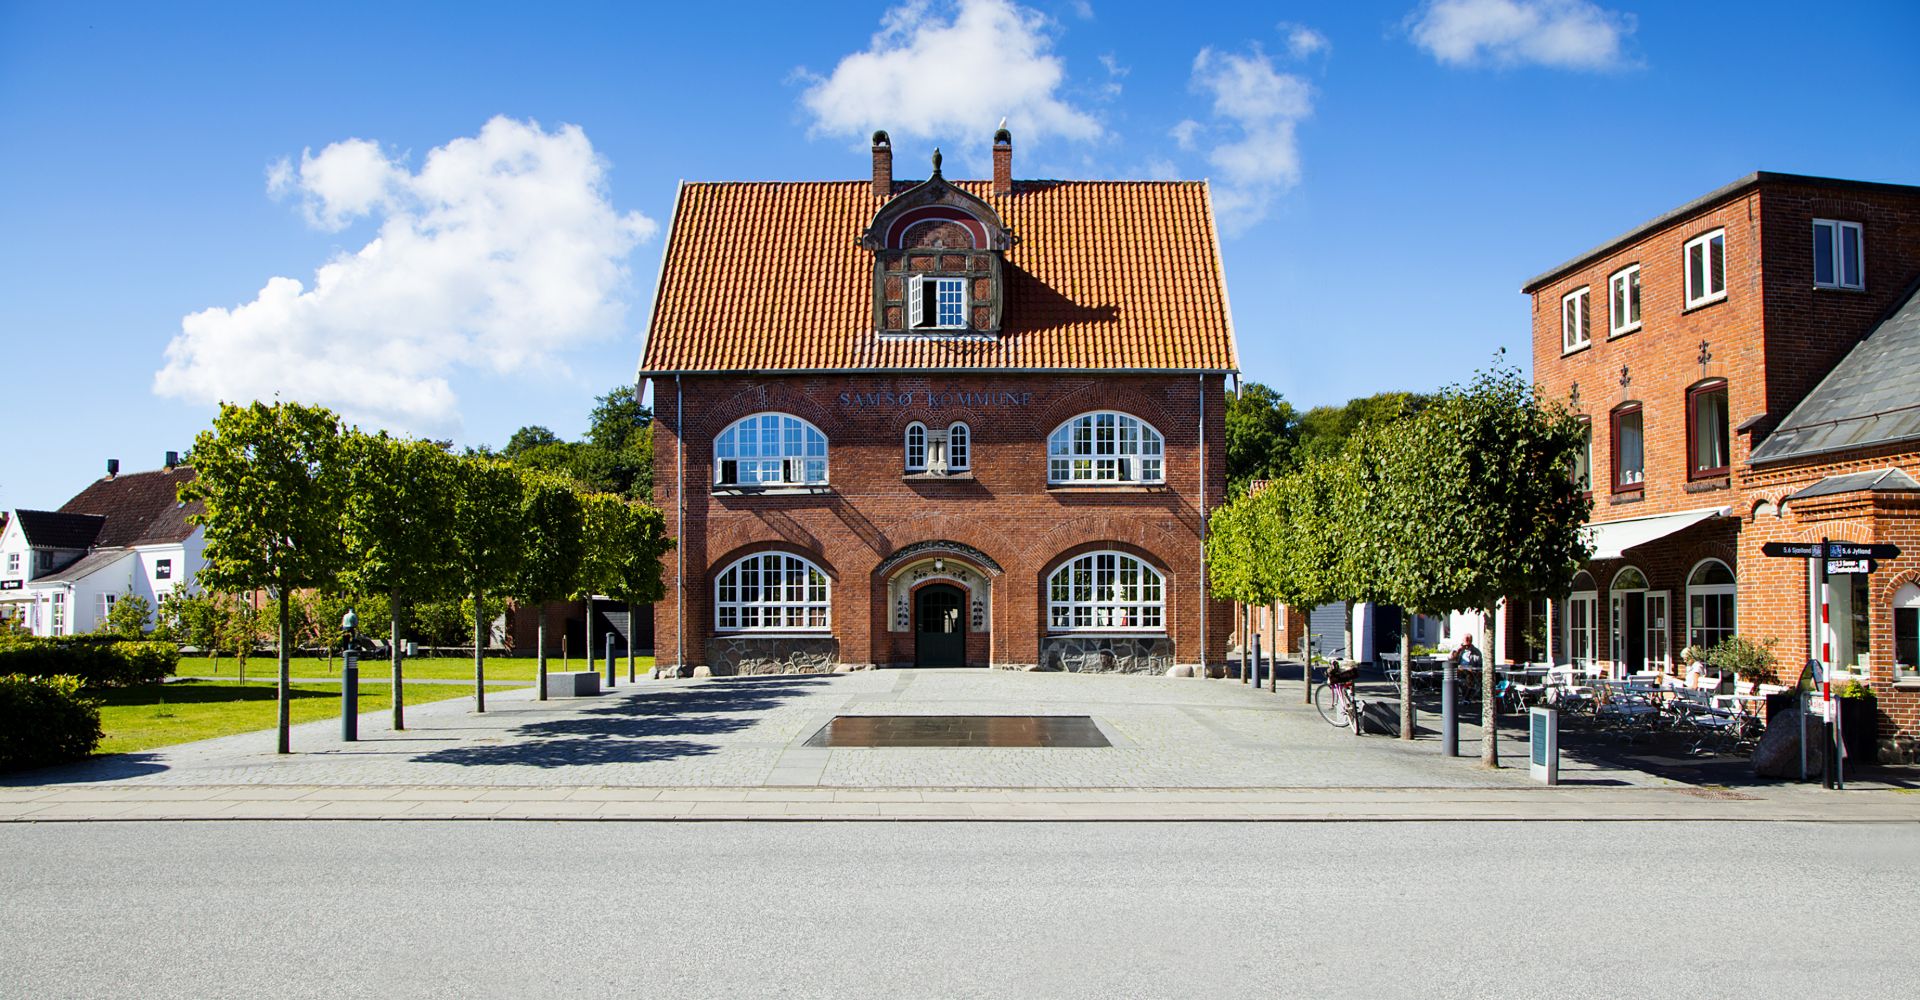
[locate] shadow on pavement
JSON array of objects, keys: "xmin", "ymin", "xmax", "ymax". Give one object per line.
[
  {"xmin": 2, "ymin": 753, "xmax": 170, "ymax": 786},
  {"xmin": 411, "ymin": 738, "xmax": 720, "ymax": 769}
]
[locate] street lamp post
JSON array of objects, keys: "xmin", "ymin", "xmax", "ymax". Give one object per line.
[{"xmin": 341, "ymin": 608, "xmax": 360, "ymax": 742}]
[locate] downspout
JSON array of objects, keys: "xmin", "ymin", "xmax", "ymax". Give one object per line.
[
  {"xmin": 676, "ymin": 373, "xmax": 685, "ymax": 677},
  {"xmin": 1198, "ymin": 373, "xmax": 1206, "ymax": 678}
]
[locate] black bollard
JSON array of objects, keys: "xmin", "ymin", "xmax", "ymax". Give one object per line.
[
  {"xmin": 341, "ymin": 648, "xmax": 359, "ymax": 742},
  {"xmin": 606, "ymin": 633, "xmax": 616, "ymax": 689},
  {"xmin": 1251, "ymin": 633, "xmax": 1262, "ymax": 688}
]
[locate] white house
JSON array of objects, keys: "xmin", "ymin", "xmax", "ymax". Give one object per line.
[{"xmin": 0, "ymin": 457, "xmax": 204, "ymax": 636}]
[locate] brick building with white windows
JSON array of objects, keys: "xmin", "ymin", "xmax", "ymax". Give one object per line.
[
  {"xmin": 637, "ymin": 131, "xmax": 1236, "ymax": 676},
  {"xmin": 1523, "ymin": 172, "xmax": 1920, "ymax": 753},
  {"xmin": 0, "ymin": 456, "xmax": 205, "ymax": 636}
]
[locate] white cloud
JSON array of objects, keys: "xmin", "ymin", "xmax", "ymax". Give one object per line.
[
  {"xmin": 797, "ymin": 0, "xmax": 1101, "ymax": 150},
  {"xmin": 1188, "ymin": 46, "xmax": 1313, "ymax": 230},
  {"xmin": 1169, "ymin": 119, "xmax": 1202, "ymax": 151},
  {"xmin": 1406, "ymin": 0, "xmax": 1634, "ymax": 70},
  {"xmin": 1282, "ymin": 24, "xmax": 1330, "ymax": 60},
  {"xmin": 154, "ymin": 117, "xmax": 655, "ymax": 433}
]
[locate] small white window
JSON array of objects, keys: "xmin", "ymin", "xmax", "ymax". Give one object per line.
[
  {"xmin": 101, "ymin": 593, "xmax": 117, "ymax": 617},
  {"xmin": 1812, "ymin": 219, "xmax": 1864, "ymax": 290},
  {"xmin": 51, "ymin": 591, "xmax": 66, "ymax": 634},
  {"xmin": 1608, "ymin": 265, "xmax": 1641, "ymax": 335},
  {"xmin": 947, "ymin": 422, "xmax": 970, "ymax": 471},
  {"xmin": 908, "ymin": 275, "xmax": 968, "ymax": 330},
  {"xmin": 904, "ymin": 422, "xmax": 927, "ymax": 472},
  {"xmin": 1561, "ymin": 287, "xmax": 1590, "ymax": 352},
  {"xmin": 1684, "ymin": 229, "xmax": 1727, "ymax": 308},
  {"xmin": 5, "ymin": 552, "xmax": 17, "ymax": 574}
]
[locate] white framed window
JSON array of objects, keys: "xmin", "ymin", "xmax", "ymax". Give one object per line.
[
  {"xmin": 1566, "ymin": 572, "xmax": 1598, "ymax": 672},
  {"xmin": 1812, "ymin": 219, "xmax": 1864, "ymax": 290},
  {"xmin": 1684, "ymin": 229, "xmax": 1727, "ymax": 307},
  {"xmin": 5, "ymin": 552, "xmax": 17, "ymax": 574},
  {"xmin": 1047, "ymin": 412, "xmax": 1165, "ymax": 484},
  {"xmin": 1608, "ymin": 264, "xmax": 1641, "ymax": 335},
  {"xmin": 1047, "ymin": 551, "xmax": 1165, "ymax": 632},
  {"xmin": 714, "ymin": 552, "xmax": 830, "ymax": 632},
  {"xmin": 904, "ymin": 422, "xmax": 927, "ymax": 472},
  {"xmin": 1894, "ymin": 582, "xmax": 1919, "ymax": 680},
  {"xmin": 908, "ymin": 275, "xmax": 968, "ymax": 330},
  {"xmin": 947, "ymin": 422, "xmax": 970, "ymax": 471},
  {"xmin": 714, "ymin": 413, "xmax": 828, "ymax": 487},
  {"xmin": 51, "ymin": 591, "xmax": 65, "ymax": 634},
  {"xmin": 100, "ymin": 593, "xmax": 117, "ymax": 618},
  {"xmin": 1644, "ymin": 590, "xmax": 1671, "ymax": 671},
  {"xmin": 1687, "ymin": 559, "xmax": 1736, "ymax": 651},
  {"xmin": 1561, "ymin": 286, "xmax": 1591, "ymax": 352}
]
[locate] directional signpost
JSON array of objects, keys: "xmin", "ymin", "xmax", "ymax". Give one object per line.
[{"xmin": 1761, "ymin": 539, "xmax": 1902, "ymax": 789}]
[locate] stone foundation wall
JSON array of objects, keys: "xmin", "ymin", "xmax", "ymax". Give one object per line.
[
  {"xmin": 706, "ymin": 636, "xmax": 839, "ymax": 676},
  {"xmin": 1024, "ymin": 635, "xmax": 1175, "ymax": 674}
]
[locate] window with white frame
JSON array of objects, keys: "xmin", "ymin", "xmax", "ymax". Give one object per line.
[
  {"xmin": 1047, "ymin": 412, "xmax": 1165, "ymax": 484},
  {"xmin": 1812, "ymin": 219, "xmax": 1864, "ymax": 290},
  {"xmin": 1687, "ymin": 559, "xmax": 1736, "ymax": 651},
  {"xmin": 51, "ymin": 592, "xmax": 65, "ymax": 634},
  {"xmin": 1567, "ymin": 572, "xmax": 1598, "ymax": 672},
  {"xmin": 5, "ymin": 552, "xmax": 17, "ymax": 575},
  {"xmin": 1047, "ymin": 551, "xmax": 1165, "ymax": 631},
  {"xmin": 1684, "ymin": 229, "xmax": 1727, "ymax": 307},
  {"xmin": 904, "ymin": 422, "xmax": 927, "ymax": 471},
  {"xmin": 1609, "ymin": 264, "xmax": 1641, "ymax": 335},
  {"xmin": 714, "ymin": 413, "xmax": 828, "ymax": 487},
  {"xmin": 714, "ymin": 552, "xmax": 829, "ymax": 632},
  {"xmin": 947, "ymin": 422, "xmax": 970, "ymax": 471},
  {"xmin": 1562, "ymin": 286, "xmax": 1591, "ymax": 352},
  {"xmin": 908, "ymin": 275, "xmax": 968, "ymax": 330},
  {"xmin": 100, "ymin": 593, "xmax": 117, "ymax": 618},
  {"xmin": 1611, "ymin": 403, "xmax": 1644, "ymax": 491},
  {"xmin": 1895, "ymin": 583, "xmax": 1919, "ymax": 680},
  {"xmin": 1573, "ymin": 418, "xmax": 1592, "ymax": 494}
]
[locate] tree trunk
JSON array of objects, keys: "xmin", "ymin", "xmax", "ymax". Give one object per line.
[
  {"xmin": 276, "ymin": 584, "xmax": 292, "ymax": 754},
  {"xmin": 1399, "ymin": 610, "xmax": 1414, "ymax": 741},
  {"xmin": 537, "ymin": 604, "xmax": 549, "ymax": 702},
  {"xmin": 1482, "ymin": 607, "xmax": 1499, "ymax": 768},
  {"xmin": 473, "ymin": 588, "xmax": 487, "ymax": 713},
  {"xmin": 390, "ymin": 596, "xmax": 405, "ymax": 731}
]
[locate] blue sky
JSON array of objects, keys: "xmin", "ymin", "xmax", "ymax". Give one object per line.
[{"xmin": 3, "ymin": 0, "xmax": 1916, "ymax": 509}]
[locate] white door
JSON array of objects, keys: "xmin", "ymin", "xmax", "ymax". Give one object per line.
[{"xmin": 1644, "ymin": 591, "xmax": 1670, "ymax": 672}]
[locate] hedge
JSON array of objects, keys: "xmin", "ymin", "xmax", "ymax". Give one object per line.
[
  {"xmin": 0, "ymin": 675, "xmax": 103, "ymax": 771},
  {"xmin": 0, "ymin": 637, "xmax": 179, "ymax": 687}
]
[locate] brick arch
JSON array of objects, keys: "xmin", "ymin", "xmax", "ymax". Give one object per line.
[
  {"xmin": 877, "ymin": 510, "xmax": 1017, "ymax": 575},
  {"xmin": 1675, "ymin": 538, "xmax": 1739, "ymax": 583},
  {"xmin": 1037, "ymin": 386, "xmax": 1181, "ymax": 442},
  {"xmin": 1028, "ymin": 516, "xmax": 1183, "ymax": 577},
  {"xmin": 705, "ymin": 514, "xmax": 836, "ymax": 577},
  {"xmin": 1040, "ymin": 539, "xmax": 1174, "ymax": 578},
  {"xmin": 1878, "ymin": 566, "xmax": 1920, "ymax": 607},
  {"xmin": 706, "ymin": 539, "xmax": 838, "ymax": 583},
  {"xmin": 698, "ymin": 384, "xmax": 839, "ymax": 439}
]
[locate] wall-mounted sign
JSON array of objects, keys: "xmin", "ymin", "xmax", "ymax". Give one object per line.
[
  {"xmin": 0, "ymin": 579, "xmax": 22, "ymax": 590},
  {"xmin": 839, "ymin": 388, "xmax": 1035, "ymax": 410}
]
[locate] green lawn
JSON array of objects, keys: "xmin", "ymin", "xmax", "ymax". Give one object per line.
[
  {"xmin": 172, "ymin": 654, "xmax": 656, "ymax": 683},
  {"xmin": 95, "ymin": 678, "xmax": 528, "ymax": 754}
]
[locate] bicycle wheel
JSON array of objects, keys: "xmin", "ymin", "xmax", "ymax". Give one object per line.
[{"xmin": 1315, "ymin": 683, "xmax": 1350, "ymax": 727}]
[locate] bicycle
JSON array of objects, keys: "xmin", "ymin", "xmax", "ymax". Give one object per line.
[{"xmin": 1315, "ymin": 662, "xmax": 1364, "ymax": 733}]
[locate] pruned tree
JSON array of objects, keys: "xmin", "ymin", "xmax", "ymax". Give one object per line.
[
  {"xmin": 511, "ymin": 473, "xmax": 586, "ymax": 700},
  {"xmin": 1266, "ymin": 456, "xmax": 1348, "ymax": 702},
  {"xmin": 448, "ymin": 457, "xmax": 526, "ymax": 712},
  {"xmin": 180, "ymin": 401, "xmax": 347, "ymax": 753},
  {"xmin": 341, "ymin": 431, "xmax": 458, "ymax": 729},
  {"xmin": 601, "ymin": 499, "xmax": 673, "ymax": 682}
]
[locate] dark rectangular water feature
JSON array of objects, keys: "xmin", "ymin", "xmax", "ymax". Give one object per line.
[{"xmin": 803, "ymin": 715, "xmax": 1111, "ymax": 748}]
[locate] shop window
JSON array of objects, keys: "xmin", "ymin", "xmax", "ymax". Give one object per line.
[
  {"xmin": 1611, "ymin": 403, "xmax": 1644, "ymax": 492},
  {"xmin": 1826, "ymin": 570, "xmax": 1872, "ymax": 673},
  {"xmin": 1895, "ymin": 583, "xmax": 1919, "ymax": 681},
  {"xmin": 714, "ymin": 413, "xmax": 828, "ymax": 487},
  {"xmin": 1567, "ymin": 571, "xmax": 1598, "ymax": 672},
  {"xmin": 1047, "ymin": 551, "xmax": 1164, "ymax": 632},
  {"xmin": 1688, "ymin": 380, "xmax": 1730, "ymax": 479},
  {"xmin": 1687, "ymin": 559, "xmax": 1736, "ymax": 650},
  {"xmin": 1812, "ymin": 219, "xmax": 1864, "ymax": 290},
  {"xmin": 1047, "ymin": 412, "xmax": 1165, "ymax": 484},
  {"xmin": 714, "ymin": 552, "xmax": 830, "ymax": 632},
  {"xmin": 1684, "ymin": 229, "xmax": 1727, "ymax": 307}
]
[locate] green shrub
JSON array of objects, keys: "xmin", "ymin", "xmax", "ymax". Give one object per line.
[
  {"xmin": 1705, "ymin": 635, "xmax": 1778, "ymax": 682},
  {"xmin": 0, "ymin": 675, "xmax": 102, "ymax": 770},
  {"xmin": 0, "ymin": 637, "xmax": 179, "ymax": 687}
]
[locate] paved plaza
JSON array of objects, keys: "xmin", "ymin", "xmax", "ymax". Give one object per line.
[{"xmin": 4, "ymin": 669, "xmax": 1917, "ymax": 822}]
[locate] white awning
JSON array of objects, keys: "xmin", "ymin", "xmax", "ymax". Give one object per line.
[{"xmin": 1583, "ymin": 506, "xmax": 1729, "ymax": 561}]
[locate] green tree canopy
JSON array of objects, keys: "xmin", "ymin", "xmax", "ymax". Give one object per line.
[
  {"xmin": 1297, "ymin": 391, "xmax": 1433, "ymax": 464},
  {"xmin": 448, "ymin": 457, "xmax": 526, "ymax": 711},
  {"xmin": 1223, "ymin": 381, "xmax": 1300, "ymax": 497}
]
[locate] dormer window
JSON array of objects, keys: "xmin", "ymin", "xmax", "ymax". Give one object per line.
[{"xmin": 909, "ymin": 275, "xmax": 968, "ymax": 330}]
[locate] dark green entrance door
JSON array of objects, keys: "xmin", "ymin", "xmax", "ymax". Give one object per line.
[{"xmin": 915, "ymin": 584, "xmax": 966, "ymax": 667}]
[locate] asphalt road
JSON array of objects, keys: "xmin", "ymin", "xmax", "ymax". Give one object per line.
[{"xmin": 2, "ymin": 820, "xmax": 1915, "ymax": 999}]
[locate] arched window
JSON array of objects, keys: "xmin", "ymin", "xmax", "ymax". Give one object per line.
[
  {"xmin": 1047, "ymin": 551, "xmax": 1165, "ymax": 632},
  {"xmin": 947, "ymin": 422, "xmax": 970, "ymax": 471},
  {"xmin": 1047, "ymin": 412, "xmax": 1164, "ymax": 484},
  {"xmin": 904, "ymin": 422, "xmax": 927, "ymax": 472},
  {"xmin": 714, "ymin": 414, "xmax": 828, "ymax": 487},
  {"xmin": 714, "ymin": 552, "xmax": 830, "ymax": 632},
  {"xmin": 1686, "ymin": 558, "xmax": 1736, "ymax": 650},
  {"xmin": 1612, "ymin": 566, "xmax": 1648, "ymax": 592}
]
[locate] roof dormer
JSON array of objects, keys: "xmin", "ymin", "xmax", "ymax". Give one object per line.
[{"xmin": 865, "ymin": 144, "xmax": 1013, "ymax": 337}]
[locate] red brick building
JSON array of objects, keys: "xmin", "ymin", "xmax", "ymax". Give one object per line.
[
  {"xmin": 1524, "ymin": 172, "xmax": 1920, "ymax": 753},
  {"xmin": 638, "ymin": 131, "xmax": 1237, "ymax": 677}
]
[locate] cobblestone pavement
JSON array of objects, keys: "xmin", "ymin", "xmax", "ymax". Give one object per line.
[{"xmin": 5, "ymin": 669, "xmax": 1683, "ymax": 791}]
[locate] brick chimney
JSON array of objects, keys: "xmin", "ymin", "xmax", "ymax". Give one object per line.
[
  {"xmin": 165, "ymin": 451, "xmax": 180, "ymax": 471},
  {"xmin": 992, "ymin": 126, "xmax": 1013, "ymax": 196},
  {"xmin": 106, "ymin": 458, "xmax": 119, "ymax": 479},
  {"xmin": 871, "ymin": 130, "xmax": 892, "ymax": 198}
]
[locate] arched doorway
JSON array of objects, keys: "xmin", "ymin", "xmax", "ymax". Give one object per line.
[{"xmin": 915, "ymin": 584, "xmax": 966, "ymax": 667}]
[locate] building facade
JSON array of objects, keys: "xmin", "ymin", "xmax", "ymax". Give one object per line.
[
  {"xmin": 1524, "ymin": 172, "xmax": 1920, "ymax": 750},
  {"xmin": 0, "ymin": 458, "xmax": 205, "ymax": 636},
  {"xmin": 639, "ymin": 131, "xmax": 1237, "ymax": 676}
]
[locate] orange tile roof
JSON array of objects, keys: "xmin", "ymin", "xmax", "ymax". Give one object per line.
[{"xmin": 640, "ymin": 179, "xmax": 1238, "ymax": 374}]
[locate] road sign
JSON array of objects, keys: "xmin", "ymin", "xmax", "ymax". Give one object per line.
[
  {"xmin": 1761, "ymin": 541, "xmax": 1900, "ymax": 561},
  {"xmin": 1827, "ymin": 558, "xmax": 1876, "ymax": 575}
]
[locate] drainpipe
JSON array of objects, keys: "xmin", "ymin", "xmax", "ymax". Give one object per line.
[
  {"xmin": 676, "ymin": 374, "xmax": 685, "ymax": 677},
  {"xmin": 1198, "ymin": 374, "xmax": 1207, "ymax": 678}
]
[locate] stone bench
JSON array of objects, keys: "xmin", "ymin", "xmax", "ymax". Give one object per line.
[{"xmin": 544, "ymin": 671, "xmax": 602, "ymax": 698}]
